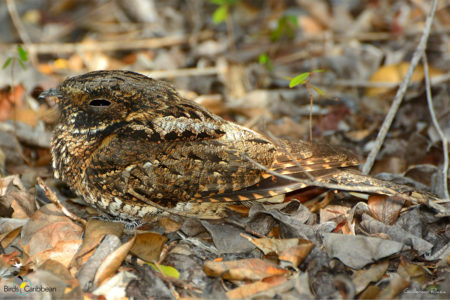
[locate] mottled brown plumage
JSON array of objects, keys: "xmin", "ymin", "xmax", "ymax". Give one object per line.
[{"xmin": 44, "ymin": 70, "xmax": 363, "ymax": 220}]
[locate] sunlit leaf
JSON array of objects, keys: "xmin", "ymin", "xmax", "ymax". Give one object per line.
[
  {"xmin": 213, "ymin": 5, "xmax": 228, "ymax": 24},
  {"xmin": 289, "ymin": 72, "xmax": 310, "ymax": 87},
  {"xmin": 17, "ymin": 45, "xmax": 28, "ymax": 62},
  {"xmin": 311, "ymin": 85, "xmax": 326, "ymax": 95},
  {"xmin": 2, "ymin": 57, "xmax": 12, "ymax": 70},
  {"xmin": 147, "ymin": 262, "xmax": 180, "ymax": 279}
]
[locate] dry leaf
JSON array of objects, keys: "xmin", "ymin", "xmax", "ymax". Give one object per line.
[
  {"xmin": 368, "ymin": 195, "xmax": 405, "ymax": 225},
  {"xmin": 93, "ymin": 235, "xmax": 136, "ymax": 287},
  {"xmin": 32, "ymin": 239, "xmax": 82, "ymax": 267},
  {"xmin": 352, "ymin": 261, "xmax": 389, "ymax": 294},
  {"xmin": 366, "ymin": 62, "xmax": 443, "ymax": 97},
  {"xmin": 279, "ymin": 242, "xmax": 315, "ymax": 267},
  {"xmin": 159, "ymin": 217, "xmax": 181, "ymax": 233},
  {"xmin": 130, "ymin": 232, "xmax": 167, "ymax": 262},
  {"xmin": 204, "ymin": 258, "xmax": 288, "ymax": 281},
  {"xmin": 226, "ymin": 275, "xmax": 288, "ymax": 299},
  {"xmin": 75, "ymin": 219, "xmax": 124, "ymax": 260}
]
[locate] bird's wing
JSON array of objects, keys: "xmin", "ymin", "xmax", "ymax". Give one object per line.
[
  {"xmin": 85, "ymin": 124, "xmax": 277, "ymax": 208},
  {"xmin": 197, "ymin": 140, "xmax": 360, "ymax": 203}
]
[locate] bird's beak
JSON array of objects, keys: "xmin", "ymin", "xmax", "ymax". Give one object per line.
[{"xmin": 39, "ymin": 88, "xmax": 62, "ymax": 105}]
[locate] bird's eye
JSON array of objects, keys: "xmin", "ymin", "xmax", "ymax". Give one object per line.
[{"xmin": 89, "ymin": 99, "xmax": 111, "ymax": 107}]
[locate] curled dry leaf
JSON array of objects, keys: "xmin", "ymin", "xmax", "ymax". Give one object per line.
[
  {"xmin": 74, "ymin": 219, "xmax": 124, "ymax": 263},
  {"xmin": 203, "ymin": 258, "xmax": 288, "ymax": 281},
  {"xmin": 368, "ymin": 195, "xmax": 405, "ymax": 225},
  {"xmin": 352, "ymin": 261, "xmax": 389, "ymax": 295},
  {"xmin": 278, "ymin": 242, "xmax": 315, "ymax": 267},
  {"xmin": 93, "ymin": 235, "xmax": 136, "ymax": 287}
]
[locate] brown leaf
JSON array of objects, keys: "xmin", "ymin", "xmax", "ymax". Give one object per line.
[
  {"xmin": 203, "ymin": 258, "xmax": 288, "ymax": 281},
  {"xmin": 32, "ymin": 239, "xmax": 82, "ymax": 267},
  {"xmin": 0, "ymin": 226, "xmax": 22, "ymax": 249},
  {"xmin": 397, "ymin": 258, "xmax": 427, "ymax": 285},
  {"xmin": 352, "ymin": 261, "xmax": 389, "ymax": 295},
  {"xmin": 366, "ymin": 62, "xmax": 443, "ymax": 97},
  {"xmin": 159, "ymin": 217, "xmax": 181, "ymax": 233},
  {"xmin": 371, "ymin": 157, "xmax": 407, "ymax": 175},
  {"xmin": 376, "ymin": 273, "xmax": 410, "ymax": 299},
  {"xmin": 130, "ymin": 232, "xmax": 167, "ymax": 262},
  {"xmin": 93, "ymin": 235, "xmax": 136, "ymax": 287},
  {"xmin": 75, "ymin": 219, "xmax": 124, "ymax": 260},
  {"xmin": 27, "ymin": 220, "xmax": 83, "ymax": 256},
  {"xmin": 279, "ymin": 242, "xmax": 315, "ymax": 267},
  {"xmin": 368, "ymin": 195, "xmax": 405, "ymax": 225},
  {"xmin": 226, "ymin": 275, "xmax": 288, "ymax": 299},
  {"xmin": 243, "ymin": 236, "xmax": 301, "ymax": 255},
  {"xmin": 359, "ymin": 285, "xmax": 380, "ymax": 299},
  {"xmin": 39, "ymin": 259, "xmax": 80, "ymax": 289}
]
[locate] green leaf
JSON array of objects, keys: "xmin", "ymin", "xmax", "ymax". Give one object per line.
[
  {"xmin": 211, "ymin": 0, "xmax": 238, "ymax": 4},
  {"xmin": 18, "ymin": 59, "xmax": 27, "ymax": 70},
  {"xmin": 259, "ymin": 53, "xmax": 268, "ymax": 64},
  {"xmin": 287, "ymin": 15, "xmax": 298, "ymax": 27},
  {"xmin": 289, "ymin": 72, "xmax": 310, "ymax": 88},
  {"xmin": 2, "ymin": 57, "xmax": 13, "ymax": 70},
  {"xmin": 147, "ymin": 262, "xmax": 180, "ymax": 279},
  {"xmin": 212, "ymin": 5, "xmax": 228, "ymax": 24},
  {"xmin": 270, "ymin": 27, "xmax": 282, "ymax": 42},
  {"xmin": 210, "ymin": 0, "xmax": 226, "ymax": 5},
  {"xmin": 311, "ymin": 85, "xmax": 326, "ymax": 95},
  {"xmin": 259, "ymin": 53, "xmax": 273, "ymax": 71},
  {"xmin": 17, "ymin": 45, "xmax": 28, "ymax": 62}
]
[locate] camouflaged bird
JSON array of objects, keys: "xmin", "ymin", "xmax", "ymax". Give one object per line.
[{"xmin": 43, "ymin": 70, "xmax": 435, "ymax": 221}]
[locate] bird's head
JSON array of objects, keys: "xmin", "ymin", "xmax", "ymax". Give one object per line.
[{"xmin": 40, "ymin": 70, "xmax": 179, "ymax": 134}]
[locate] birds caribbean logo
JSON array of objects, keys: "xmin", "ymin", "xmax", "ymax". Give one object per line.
[{"xmin": 13, "ymin": 275, "xmax": 32, "ymax": 295}]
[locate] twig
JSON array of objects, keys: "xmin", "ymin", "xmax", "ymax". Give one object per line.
[
  {"xmin": 0, "ymin": 32, "xmax": 212, "ymax": 54},
  {"xmin": 37, "ymin": 177, "xmax": 87, "ymax": 226},
  {"xmin": 332, "ymin": 73, "xmax": 450, "ymax": 88},
  {"xmin": 141, "ymin": 67, "xmax": 219, "ymax": 79},
  {"xmin": 422, "ymin": 55, "xmax": 449, "ymax": 199},
  {"xmin": 362, "ymin": 0, "xmax": 439, "ymax": 175},
  {"xmin": 6, "ymin": 0, "xmax": 30, "ymax": 44},
  {"xmin": 5, "ymin": 0, "xmax": 37, "ymax": 65}
]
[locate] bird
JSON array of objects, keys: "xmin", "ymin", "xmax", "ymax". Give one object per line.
[{"xmin": 41, "ymin": 70, "xmax": 437, "ymax": 221}]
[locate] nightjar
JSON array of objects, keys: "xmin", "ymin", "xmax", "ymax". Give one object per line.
[{"xmin": 42, "ymin": 70, "xmax": 425, "ymax": 221}]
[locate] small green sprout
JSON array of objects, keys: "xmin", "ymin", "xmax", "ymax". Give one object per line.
[
  {"xmin": 3, "ymin": 45, "xmax": 28, "ymax": 70},
  {"xmin": 270, "ymin": 15, "xmax": 298, "ymax": 42},
  {"xmin": 210, "ymin": 0, "xmax": 239, "ymax": 24}
]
